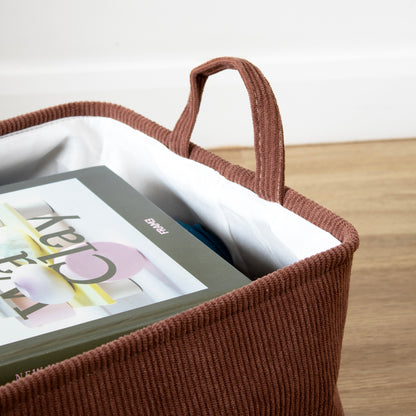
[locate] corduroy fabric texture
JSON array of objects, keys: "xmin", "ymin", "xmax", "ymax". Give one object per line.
[
  {"xmin": 0, "ymin": 57, "xmax": 359, "ymax": 416},
  {"xmin": 170, "ymin": 57, "xmax": 285, "ymax": 203}
]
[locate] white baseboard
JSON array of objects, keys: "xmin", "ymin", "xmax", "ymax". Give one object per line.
[{"xmin": 1, "ymin": 53, "xmax": 415, "ymax": 147}]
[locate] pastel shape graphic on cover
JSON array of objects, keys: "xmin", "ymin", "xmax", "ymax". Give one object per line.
[
  {"xmin": 11, "ymin": 263, "xmax": 76, "ymax": 304},
  {"xmin": 0, "ymin": 198, "xmax": 148, "ymax": 329},
  {"xmin": 63, "ymin": 241, "xmax": 149, "ymax": 282}
]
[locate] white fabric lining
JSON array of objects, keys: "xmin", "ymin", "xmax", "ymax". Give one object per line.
[{"xmin": 0, "ymin": 116, "xmax": 341, "ymax": 278}]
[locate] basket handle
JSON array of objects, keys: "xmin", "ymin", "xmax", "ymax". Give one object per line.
[{"xmin": 169, "ymin": 57, "xmax": 285, "ymax": 203}]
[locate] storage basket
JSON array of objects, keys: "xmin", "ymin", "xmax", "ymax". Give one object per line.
[{"xmin": 0, "ymin": 57, "xmax": 359, "ymax": 416}]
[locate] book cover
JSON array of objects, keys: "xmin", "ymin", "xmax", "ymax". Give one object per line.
[{"xmin": 0, "ymin": 166, "xmax": 250, "ymax": 385}]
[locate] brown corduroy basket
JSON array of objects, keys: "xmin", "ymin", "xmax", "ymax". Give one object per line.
[{"xmin": 0, "ymin": 57, "xmax": 359, "ymax": 415}]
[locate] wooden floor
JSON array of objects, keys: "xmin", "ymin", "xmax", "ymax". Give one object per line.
[{"xmin": 211, "ymin": 139, "xmax": 416, "ymax": 416}]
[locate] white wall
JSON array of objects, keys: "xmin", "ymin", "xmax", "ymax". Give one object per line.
[{"xmin": 1, "ymin": 0, "xmax": 415, "ymax": 147}]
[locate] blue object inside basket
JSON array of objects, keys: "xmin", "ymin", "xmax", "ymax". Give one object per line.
[{"xmin": 177, "ymin": 222, "xmax": 233, "ymax": 265}]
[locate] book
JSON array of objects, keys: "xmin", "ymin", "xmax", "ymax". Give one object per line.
[{"xmin": 0, "ymin": 166, "xmax": 250, "ymax": 385}]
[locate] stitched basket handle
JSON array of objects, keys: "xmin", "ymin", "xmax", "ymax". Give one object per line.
[{"xmin": 169, "ymin": 57, "xmax": 285, "ymax": 203}]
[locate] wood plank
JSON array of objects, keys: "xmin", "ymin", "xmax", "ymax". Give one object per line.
[{"xmin": 211, "ymin": 139, "xmax": 416, "ymax": 416}]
